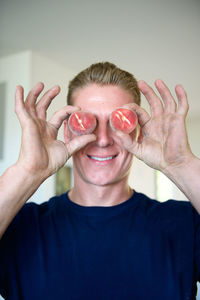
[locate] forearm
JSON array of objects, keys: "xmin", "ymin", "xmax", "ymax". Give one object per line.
[
  {"xmin": 163, "ymin": 155, "xmax": 200, "ymax": 214},
  {"xmin": 0, "ymin": 164, "xmax": 45, "ymax": 239}
]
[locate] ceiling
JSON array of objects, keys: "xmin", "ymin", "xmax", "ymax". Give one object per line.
[{"xmin": 0, "ymin": 0, "xmax": 200, "ymax": 118}]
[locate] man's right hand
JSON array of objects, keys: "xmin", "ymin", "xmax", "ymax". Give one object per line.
[
  {"xmin": 0, "ymin": 83, "xmax": 96, "ymax": 238},
  {"xmin": 15, "ymin": 82, "xmax": 96, "ymax": 180}
]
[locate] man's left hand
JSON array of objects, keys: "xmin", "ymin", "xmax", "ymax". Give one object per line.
[{"xmin": 116, "ymin": 79, "xmax": 194, "ymax": 174}]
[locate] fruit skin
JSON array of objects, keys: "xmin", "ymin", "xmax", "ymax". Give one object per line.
[
  {"xmin": 68, "ymin": 111, "xmax": 97, "ymax": 136},
  {"xmin": 110, "ymin": 108, "xmax": 138, "ymax": 134}
]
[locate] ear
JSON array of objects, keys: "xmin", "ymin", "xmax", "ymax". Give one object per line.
[{"xmin": 63, "ymin": 120, "xmax": 71, "ymax": 144}]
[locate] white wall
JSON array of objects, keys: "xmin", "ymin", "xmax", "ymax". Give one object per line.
[
  {"xmin": 0, "ymin": 52, "xmax": 31, "ymax": 171},
  {"xmin": 1, "ymin": 51, "xmax": 199, "ymax": 204},
  {"xmin": 0, "ymin": 51, "xmax": 74, "ymax": 204},
  {"xmin": 129, "ymin": 157, "xmax": 156, "ymax": 199}
]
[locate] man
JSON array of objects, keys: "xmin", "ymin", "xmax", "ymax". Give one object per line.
[{"xmin": 0, "ymin": 62, "xmax": 200, "ymax": 299}]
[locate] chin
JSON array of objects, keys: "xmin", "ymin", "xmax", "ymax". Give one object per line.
[{"xmin": 82, "ymin": 172, "xmax": 127, "ymax": 187}]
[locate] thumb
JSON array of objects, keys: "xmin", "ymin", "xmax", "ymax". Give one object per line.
[
  {"xmin": 115, "ymin": 131, "xmax": 138, "ymax": 154},
  {"xmin": 115, "ymin": 130, "xmax": 143, "ymax": 159},
  {"xmin": 66, "ymin": 134, "xmax": 97, "ymax": 157}
]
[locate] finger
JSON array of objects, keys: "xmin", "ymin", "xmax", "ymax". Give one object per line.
[
  {"xmin": 138, "ymin": 80, "xmax": 163, "ymax": 117},
  {"xmin": 64, "ymin": 119, "xmax": 72, "ymax": 144},
  {"xmin": 67, "ymin": 134, "xmax": 97, "ymax": 157},
  {"xmin": 36, "ymin": 85, "xmax": 61, "ymax": 119},
  {"xmin": 123, "ymin": 103, "xmax": 151, "ymax": 127},
  {"xmin": 15, "ymin": 85, "xmax": 24, "ymax": 113},
  {"xmin": 15, "ymin": 85, "xmax": 30, "ymax": 126},
  {"xmin": 25, "ymin": 82, "xmax": 44, "ymax": 116},
  {"xmin": 155, "ymin": 79, "xmax": 177, "ymax": 113},
  {"xmin": 115, "ymin": 130, "xmax": 139, "ymax": 154},
  {"xmin": 49, "ymin": 105, "xmax": 80, "ymax": 130},
  {"xmin": 175, "ymin": 84, "xmax": 189, "ymax": 116}
]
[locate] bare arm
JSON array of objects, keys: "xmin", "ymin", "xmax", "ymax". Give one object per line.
[
  {"xmin": 117, "ymin": 80, "xmax": 200, "ymax": 213},
  {"xmin": 0, "ymin": 83, "xmax": 96, "ymax": 239}
]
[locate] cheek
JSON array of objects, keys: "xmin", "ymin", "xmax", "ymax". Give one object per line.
[{"xmin": 72, "ymin": 148, "xmax": 84, "ymax": 161}]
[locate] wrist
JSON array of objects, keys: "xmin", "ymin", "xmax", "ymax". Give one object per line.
[
  {"xmin": 0, "ymin": 163, "xmax": 47, "ymax": 239},
  {"xmin": 161, "ymin": 154, "xmax": 200, "ymax": 201},
  {"xmin": 14, "ymin": 160, "xmax": 50, "ymax": 183},
  {"xmin": 162, "ymin": 153, "xmax": 198, "ymax": 179}
]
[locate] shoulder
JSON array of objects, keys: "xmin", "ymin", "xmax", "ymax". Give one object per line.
[
  {"xmin": 22, "ymin": 192, "xmax": 68, "ymax": 215},
  {"xmin": 133, "ymin": 192, "xmax": 200, "ymax": 247},
  {"xmin": 1, "ymin": 193, "xmax": 68, "ymax": 241},
  {"xmin": 133, "ymin": 190, "xmax": 198, "ymax": 225},
  {"xmin": 134, "ymin": 190, "xmax": 192, "ymax": 211}
]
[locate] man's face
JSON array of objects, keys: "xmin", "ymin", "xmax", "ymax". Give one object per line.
[{"xmin": 69, "ymin": 84, "xmax": 138, "ymax": 186}]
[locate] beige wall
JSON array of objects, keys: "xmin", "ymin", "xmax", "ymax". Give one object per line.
[
  {"xmin": 0, "ymin": 51, "xmax": 74, "ymax": 204},
  {"xmin": 1, "ymin": 51, "xmax": 200, "ymax": 204}
]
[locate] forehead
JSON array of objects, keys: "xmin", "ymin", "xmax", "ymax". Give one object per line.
[{"xmin": 72, "ymin": 84, "xmax": 134, "ymax": 113}]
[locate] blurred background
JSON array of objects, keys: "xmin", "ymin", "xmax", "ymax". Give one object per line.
[{"xmin": 0, "ymin": 0, "xmax": 200, "ymax": 296}]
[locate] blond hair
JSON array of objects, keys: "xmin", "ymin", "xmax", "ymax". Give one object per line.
[{"xmin": 67, "ymin": 62, "xmax": 141, "ymax": 105}]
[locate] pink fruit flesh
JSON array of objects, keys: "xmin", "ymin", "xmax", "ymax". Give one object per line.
[
  {"xmin": 110, "ymin": 108, "xmax": 138, "ymax": 134},
  {"xmin": 68, "ymin": 111, "xmax": 97, "ymax": 135}
]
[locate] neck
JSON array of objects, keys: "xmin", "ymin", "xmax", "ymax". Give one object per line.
[{"xmin": 68, "ymin": 176, "xmax": 133, "ymax": 207}]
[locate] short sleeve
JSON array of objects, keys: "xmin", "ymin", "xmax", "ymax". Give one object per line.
[
  {"xmin": 193, "ymin": 207, "xmax": 200, "ymax": 282},
  {"xmin": 0, "ymin": 202, "xmax": 38, "ymax": 298}
]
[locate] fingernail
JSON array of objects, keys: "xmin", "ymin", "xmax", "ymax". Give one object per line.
[
  {"xmin": 156, "ymin": 79, "xmax": 164, "ymax": 86},
  {"xmin": 52, "ymin": 85, "xmax": 60, "ymax": 91}
]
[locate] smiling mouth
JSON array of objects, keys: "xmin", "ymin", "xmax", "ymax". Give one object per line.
[{"xmin": 87, "ymin": 155, "xmax": 117, "ymax": 161}]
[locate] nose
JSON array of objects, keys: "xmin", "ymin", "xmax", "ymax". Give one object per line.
[{"xmin": 95, "ymin": 121, "xmax": 114, "ymax": 147}]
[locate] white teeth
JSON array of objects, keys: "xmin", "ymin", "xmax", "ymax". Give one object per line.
[{"xmin": 89, "ymin": 156, "xmax": 114, "ymax": 161}]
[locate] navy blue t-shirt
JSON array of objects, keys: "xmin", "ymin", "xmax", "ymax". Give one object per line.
[{"xmin": 0, "ymin": 191, "xmax": 200, "ymax": 300}]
